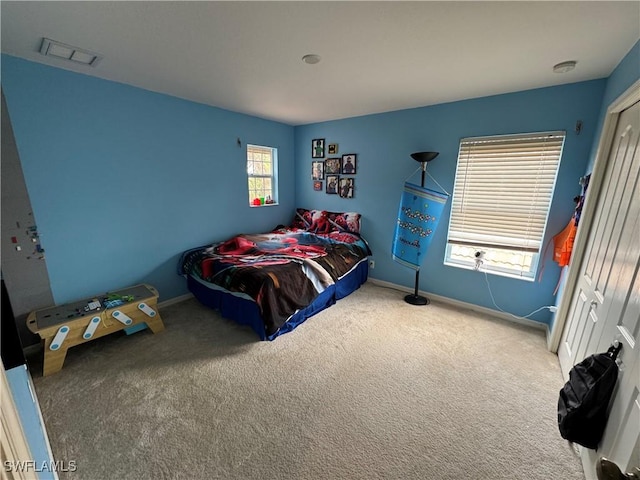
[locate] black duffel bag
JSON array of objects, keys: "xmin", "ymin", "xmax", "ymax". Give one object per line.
[{"xmin": 557, "ymin": 342, "xmax": 623, "ymax": 449}]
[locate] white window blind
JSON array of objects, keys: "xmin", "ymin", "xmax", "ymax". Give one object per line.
[{"xmin": 448, "ymin": 131, "xmax": 565, "ymax": 255}]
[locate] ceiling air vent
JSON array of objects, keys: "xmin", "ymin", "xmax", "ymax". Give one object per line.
[{"xmin": 39, "ymin": 38, "xmax": 102, "ymax": 67}]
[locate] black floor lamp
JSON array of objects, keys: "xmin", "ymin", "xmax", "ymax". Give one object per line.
[{"xmin": 404, "ymin": 151, "xmax": 439, "ymax": 306}]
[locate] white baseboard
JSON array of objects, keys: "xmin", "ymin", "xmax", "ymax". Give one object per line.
[
  {"xmin": 158, "ymin": 292, "xmax": 193, "ymax": 308},
  {"xmin": 367, "ymin": 277, "xmax": 548, "ymax": 333}
]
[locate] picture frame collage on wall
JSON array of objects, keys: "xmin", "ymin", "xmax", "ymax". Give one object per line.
[{"xmin": 311, "ymin": 138, "xmax": 356, "ymax": 198}]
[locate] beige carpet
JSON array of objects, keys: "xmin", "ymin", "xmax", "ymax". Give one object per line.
[{"xmin": 28, "ymin": 282, "xmax": 584, "ymax": 480}]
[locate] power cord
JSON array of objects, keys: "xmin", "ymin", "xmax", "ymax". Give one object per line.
[{"xmin": 481, "ymin": 268, "xmax": 557, "ymax": 320}]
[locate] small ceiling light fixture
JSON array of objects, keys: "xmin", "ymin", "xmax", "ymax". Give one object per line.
[
  {"xmin": 553, "ymin": 60, "xmax": 577, "ymax": 74},
  {"xmin": 39, "ymin": 38, "xmax": 102, "ymax": 67},
  {"xmin": 302, "ymin": 54, "xmax": 321, "ymax": 65}
]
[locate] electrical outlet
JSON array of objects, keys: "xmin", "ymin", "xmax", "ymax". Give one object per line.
[{"xmin": 369, "ymin": 259, "xmax": 375, "ymax": 269}]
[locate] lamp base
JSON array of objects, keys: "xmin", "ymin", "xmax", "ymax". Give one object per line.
[{"xmin": 404, "ymin": 294, "xmax": 430, "ymax": 306}]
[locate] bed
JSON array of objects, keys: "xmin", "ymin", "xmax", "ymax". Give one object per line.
[{"xmin": 178, "ymin": 209, "xmax": 371, "ymax": 340}]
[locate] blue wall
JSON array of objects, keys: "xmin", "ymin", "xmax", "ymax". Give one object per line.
[
  {"xmin": 3, "ymin": 52, "xmax": 628, "ymax": 326},
  {"xmin": 1, "ymin": 55, "xmax": 295, "ymax": 304},
  {"xmin": 295, "ymin": 80, "xmax": 606, "ymax": 324}
]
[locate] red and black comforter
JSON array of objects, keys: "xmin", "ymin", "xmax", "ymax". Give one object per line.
[{"xmin": 179, "ymin": 228, "xmax": 370, "ymax": 335}]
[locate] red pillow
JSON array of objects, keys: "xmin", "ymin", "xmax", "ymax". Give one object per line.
[{"xmin": 291, "ymin": 209, "xmax": 361, "ymax": 234}]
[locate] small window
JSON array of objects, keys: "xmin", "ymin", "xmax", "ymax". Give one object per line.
[
  {"xmin": 445, "ymin": 131, "xmax": 565, "ymax": 279},
  {"xmin": 247, "ymin": 144, "xmax": 278, "ymax": 206}
]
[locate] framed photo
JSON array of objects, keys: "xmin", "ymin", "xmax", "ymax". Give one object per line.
[
  {"xmin": 313, "ymin": 181, "xmax": 323, "ymax": 191},
  {"xmin": 328, "ymin": 143, "xmax": 338, "ymax": 155},
  {"xmin": 339, "ymin": 177, "xmax": 354, "ymax": 198},
  {"xmin": 312, "ymin": 161, "xmax": 324, "ymax": 180},
  {"xmin": 325, "ymin": 157, "xmax": 341, "ymax": 174},
  {"xmin": 312, "ymin": 138, "xmax": 325, "ymax": 158},
  {"xmin": 341, "ymin": 154, "xmax": 357, "ymax": 174},
  {"xmin": 326, "ymin": 175, "xmax": 339, "ymax": 194}
]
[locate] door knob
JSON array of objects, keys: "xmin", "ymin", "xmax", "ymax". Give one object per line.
[
  {"xmin": 596, "ymin": 457, "xmax": 640, "ymax": 480},
  {"xmin": 591, "ymin": 301, "xmax": 598, "ymax": 309}
]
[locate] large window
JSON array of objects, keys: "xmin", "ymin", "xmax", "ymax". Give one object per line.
[
  {"xmin": 247, "ymin": 144, "xmax": 277, "ymax": 206},
  {"xmin": 445, "ymin": 131, "xmax": 565, "ymax": 279}
]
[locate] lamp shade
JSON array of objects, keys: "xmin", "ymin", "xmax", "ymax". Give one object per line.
[{"xmin": 411, "ymin": 151, "xmax": 439, "ymax": 163}]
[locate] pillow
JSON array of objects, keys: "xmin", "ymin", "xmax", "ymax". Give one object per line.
[
  {"xmin": 326, "ymin": 211, "xmax": 361, "ymax": 234},
  {"xmin": 291, "ymin": 209, "xmax": 361, "ymax": 234},
  {"xmin": 291, "ymin": 208, "xmax": 313, "ymax": 229}
]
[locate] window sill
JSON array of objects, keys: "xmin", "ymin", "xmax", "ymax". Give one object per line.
[
  {"xmin": 250, "ymin": 203, "xmax": 279, "ymax": 208},
  {"xmin": 444, "ymin": 260, "xmax": 535, "ymax": 282}
]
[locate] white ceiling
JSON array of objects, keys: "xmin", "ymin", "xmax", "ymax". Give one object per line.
[{"xmin": 1, "ymin": 1, "xmax": 638, "ymax": 126}]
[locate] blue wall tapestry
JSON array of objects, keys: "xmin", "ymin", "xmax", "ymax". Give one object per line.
[{"xmin": 392, "ymin": 182, "xmax": 449, "ymax": 270}]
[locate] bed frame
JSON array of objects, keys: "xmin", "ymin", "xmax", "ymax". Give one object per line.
[{"xmin": 186, "ymin": 258, "xmax": 369, "ymax": 340}]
